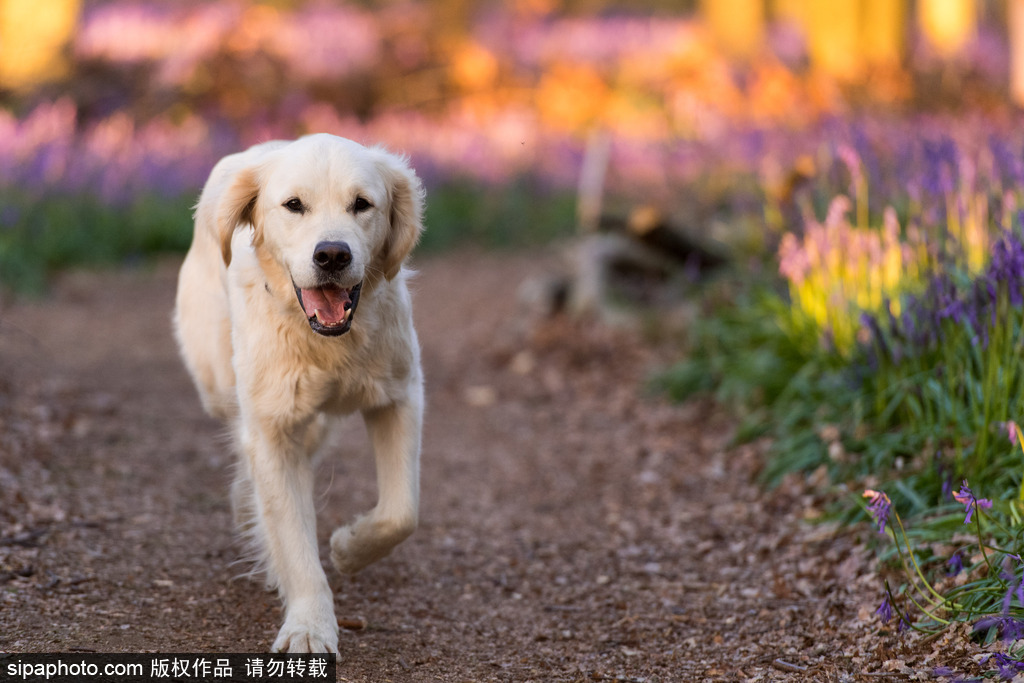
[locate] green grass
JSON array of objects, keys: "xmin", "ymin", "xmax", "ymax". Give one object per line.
[
  {"xmin": 0, "ymin": 178, "xmax": 578, "ymax": 293},
  {"xmin": 0, "ymin": 191, "xmax": 196, "ymax": 293},
  {"xmin": 420, "ymin": 176, "xmax": 577, "ymax": 252}
]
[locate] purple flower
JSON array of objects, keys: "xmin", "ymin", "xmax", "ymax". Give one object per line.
[
  {"xmin": 850, "ymin": 125, "xmax": 882, "ymax": 197},
  {"xmin": 863, "ymin": 489, "xmax": 892, "ymax": 534},
  {"xmin": 989, "ymin": 230, "xmax": 1024, "ymax": 307},
  {"xmin": 932, "ymin": 665, "xmax": 979, "ymax": 682},
  {"xmin": 952, "ymin": 481, "xmax": 993, "ymax": 524},
  {"xmin": 998, "ymin": 556, "xmax": 1024, "ymax": 615},
  {"xmin": 921, "ymin": 136, "xmax": 960, "ymax": 198},
  {"xmin": 974, "ymin": 615, "xmax": 1024, "ymax": 642},
  {"xmin": 837, "ymin": 143, "xmax": 864, "ymax": 198},
  {"xmin": 934, "ymin": 452, "xmax": 954, "ymax": 502},
  {"xmin": 931, "ymin": 274, "xmax": 965, "ymax": 325},
  {"xmin": 858, "ymin": 229, "xmax": 1024, "ymax": 369},
  {"xmin": 859, "ymin": 311, "xmax": 891, "ymax": 368},
  {"xmin": 947, "ymin": 552, "xmax": 964, "ymax": 576},
  {"xmin": 875, "ymin": 596, "xmax": 893, "ymax": 624},
  {"xmin": 990, "ymin": 136, "xmax": 1024, "ymax": 187},
  {"xmin": 981, "ymin": 652, "xmax": 1024, "ymax": 680}
]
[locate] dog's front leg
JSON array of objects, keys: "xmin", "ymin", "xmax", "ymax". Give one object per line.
[
  {"xmin": 331, "ymin": 398, "xmax": 421, "ymax": 574},
  {"xmin": 242, "ymin": 421, "xmax": 339, "ymax": 654}
]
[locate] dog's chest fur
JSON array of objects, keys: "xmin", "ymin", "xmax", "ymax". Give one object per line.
[{"xmin": 230, "ymin": 261, "xmax": 417, "ymax": 421}]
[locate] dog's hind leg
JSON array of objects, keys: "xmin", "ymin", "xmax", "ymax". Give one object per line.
[
  {"xmin": 242, "ymin": 421, "xmax": 339, "ymax": 654},
  {"xmin": 330, "ymin": 397, "xmax": 421, "ymax": 575}
]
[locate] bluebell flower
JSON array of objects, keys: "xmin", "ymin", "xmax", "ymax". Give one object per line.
[
  {"xmin": 989, "ymin": 228, "xmax": 1024, "ymax": 306},
  {"xmin": 974, "ymin": 615, "xmax": 1024, "ymax": 643},
  {"xmin": 931, "ymin": 274, "xmax": 965, "ymax": 324},
  {"xmin": 947, "ymin": 551, "xmax": 964, "ymax": 576},
  {"xmin": 981, "ymin": 652, "xmax": 1024, "ymax": 680},
  {"xmin": 989, "ymin": 136, "xmax": 1024, "ymax": 187},
  {"xmin": 850, "ymin": 125, "xmax": 882, "ymax": 196},
  {"xmin": 921, "ymin": 137, "xmax": 959, "ymax": 197},
  {"xmin": 863, "ymin": 489, "xmax": 892, "ymax": 534},
  {"xmin": 875, "ymin": 595, "xmax": 893, "ymax": 624},
  {"xmin": 933, "ymin": 451, "xmax": 954, "ymax": 502},
  {"xmin": 997, "ymin": 555, "xmax": 1024, "ymax": 616},
  {"xmin": 859, "ymin": 311, "xmax": 890, "ymax": 367},
  {"xmin": 953, "ymin": 481, "xmax": 993, "ymax": 524}
]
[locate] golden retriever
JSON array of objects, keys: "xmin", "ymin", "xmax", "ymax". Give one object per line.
[{"xmin": 173, "ymin": 134, "xmax": 425, "ymax": 653}]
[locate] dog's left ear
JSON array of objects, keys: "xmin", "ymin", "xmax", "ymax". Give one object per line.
[{"xmin": 374, "ymin": 149, "xmax": 425, "ymax": 281}]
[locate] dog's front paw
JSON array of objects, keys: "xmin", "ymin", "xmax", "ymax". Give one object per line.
[
  {"xmin": 329, "ymin": 525, "xmax": 368, "ymax": 575},
  {"xmin": 330, "ymin": 515, "xmax": 416, "ymax": 575},
  {"xmin": 271, "ymin": 601, "xmax": 339, "ymax": 654}
]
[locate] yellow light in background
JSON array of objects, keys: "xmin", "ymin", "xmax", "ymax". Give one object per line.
[
  {"xmin": 536, "ymin": 62, "xmax": 609, "ymax": 133},
  {"xmin": 862, "ymin": 0, "xmax": 905, "ymax": 67},
  {"xmin": 918, "ymin": 0, "xmax": 976, "ymax": 57},
  {"xmin": 0, "ymin": 0, "xmax": 81, "ymax": 90},
  {"xmin": 451, "ymin": 41, "xmax": 500, "ymax": 92},
  {"xmin": 804, "ymin": 0, "xmax": 863, "ymax": 81},
  {"xmin": 700, "ymin": 0, "xmax": 764, "ymax": 60}
]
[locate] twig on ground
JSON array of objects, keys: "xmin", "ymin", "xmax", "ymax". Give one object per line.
[{"xmin": 771, "ymin": 658, "xmax": 808, "ymax": 673}]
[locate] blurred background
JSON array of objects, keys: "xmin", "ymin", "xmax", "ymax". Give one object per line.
[
  {"xmin": 11, "ymin": 1, "xmax": 1024, "ymax": 646},
  {"xmin": 13, "ymin": 2, "xmax": 1024, "ymax": 645},
  {"xmin": 0, "ymin": 0, "xmax": 1020, "ymax": 291}
]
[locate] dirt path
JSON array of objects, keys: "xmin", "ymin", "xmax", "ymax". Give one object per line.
[{"xmin": 0, "ymin": 251, "xmax": 940, "ymax": 681}]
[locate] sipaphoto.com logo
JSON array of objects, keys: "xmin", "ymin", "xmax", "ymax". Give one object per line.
[
  {"xmin": 0, "ymin": 653, "xmax": 336, "ymax": 683},
  {"xmin": 6, "ymin": 658, "xmax": 143, "ymax": 681}
]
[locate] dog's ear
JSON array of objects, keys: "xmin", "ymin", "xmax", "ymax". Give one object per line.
[
  {"xmin": 375, "ymin": 149, "xmax": 425, "ymax": 280},
  {"xmin": 216, "ymin": 166, "xmax": 262, "ymax": 266}
]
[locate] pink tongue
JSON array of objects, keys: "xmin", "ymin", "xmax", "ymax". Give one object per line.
[{"xmin": 301, "ymin": 286, "xmax": 351, "ymax": 326}]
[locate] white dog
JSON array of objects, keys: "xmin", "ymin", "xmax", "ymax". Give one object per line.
[{"xmin": 173, "ymin": 134, "xmax": 425, "ymax": 653}]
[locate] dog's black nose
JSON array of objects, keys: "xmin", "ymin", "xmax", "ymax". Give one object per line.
[{"xmin": 312, "ymin": 241, "xmax": 352, "ymax": 272}]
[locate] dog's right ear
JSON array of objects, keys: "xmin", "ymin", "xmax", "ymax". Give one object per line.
[{"xmin": 215, "ymin": 166, "xmax": 262, "ymax": 266}]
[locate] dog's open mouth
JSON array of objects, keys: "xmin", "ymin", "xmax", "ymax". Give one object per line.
[{"xmin": 294, "ymin": 282, "xmax": 362, "ymax": 336}]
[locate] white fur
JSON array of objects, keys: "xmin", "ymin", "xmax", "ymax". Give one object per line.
[{"xmin": 173, "ymin": 134, "xmax": 425, "ymax": 654}]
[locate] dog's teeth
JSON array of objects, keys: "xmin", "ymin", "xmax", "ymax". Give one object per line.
[{"xmin": 314, "ymin": 309, "xmax": 324, "ymax": 322}]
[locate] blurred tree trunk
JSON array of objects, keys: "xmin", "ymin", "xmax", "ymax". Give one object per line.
[
  {"xmin": 862, "ymin": 0, "xmax": 906, "ymax": 68},
  {"xmin": 0, "ymin": 0, "xmax": 80, "ymax": 90},
  {"xmin": 803, "ymin": 0, "xmax": 862, "ymax": 80},
  {"xmin": 1012, "ymin": 0, "xmax": 1024, "ymax": 106},
  {"xmin": 772, "ymin": 0, "xmax": 905, "ymax": 80}
]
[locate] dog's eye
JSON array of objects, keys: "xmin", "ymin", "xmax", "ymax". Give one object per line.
[
  {"xmin": 352, "ymin": 197, "xmax": 372, "ymax": 214},
  {"xmin": 284, "ymin": 198, "xmax": 305, "ymax": 214}
]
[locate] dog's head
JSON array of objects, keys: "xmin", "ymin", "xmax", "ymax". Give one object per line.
[{"xmin": 214, "ymin": 134, "xmax": 425, "ymax": 337}]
